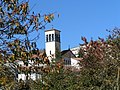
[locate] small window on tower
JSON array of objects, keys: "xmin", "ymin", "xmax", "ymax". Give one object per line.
[
  {"xmin": 52, "ymin": 34, "xmax": 54, "ymax": 41},
  {"xmin": 58, "ymin": 34, "xmax": 60, "ymax": 42},
  {"xmin": 55, "ymin": 34, "xmax": 58, "ymax": 42},
  {"xmin": 49, "ymin": 34, "xmax": 51, "ymax": 42},
  {"xmin": 46, "ymin": 35, "xmax": 48, "ymax": 42},
  {"xmin": 50, "ymin": 50, "xmax": 51, "ymax": 55}
]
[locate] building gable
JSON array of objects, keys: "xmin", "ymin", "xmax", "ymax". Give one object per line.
[{"xmin": 61, "ymin": 49, "xmax": 76, "ymax": 58}]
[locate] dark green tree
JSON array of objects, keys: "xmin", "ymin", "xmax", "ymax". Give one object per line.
[{"xmin": 55, "ymin": 47, "xmax": 62, "ymax": 60}]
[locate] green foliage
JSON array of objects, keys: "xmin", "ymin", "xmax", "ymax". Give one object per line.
[
  {"xmin": 0, "ymin": 64, "xmax": 17, "ymax": 90},
  {"xmin": 41, "ymin": 68, "xmax": 81, "ymax": 90},
  {"xmin": 78, "ymin": 28, "xmax": 120, "ymax": 90},
  {"xmin": 55, "ymin": 48, "xmax": 62, "ymax": 60}
]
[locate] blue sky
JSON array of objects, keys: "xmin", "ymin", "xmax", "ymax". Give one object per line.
[{"xmin": 29, "ymin": 0, "xmax": 120, "ymax": 50}]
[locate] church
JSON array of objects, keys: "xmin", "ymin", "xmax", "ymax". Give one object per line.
[
  {"xmin": 15, "ymin": 28, "xmax": 82, "ymax": 81},
  {"xmin": 45, "ymin": 28, "xmax": 82, "ymax": 69},
  {"xmin": 45, "ymin": 29, "xmax": 61, "ymax": 59}
]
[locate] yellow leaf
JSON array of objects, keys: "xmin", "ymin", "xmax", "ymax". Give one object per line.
[
  {"xmin": 0, "ymin": 77, "xmax": 7, "ymax": 85},
  {"xmin": 15, "ymin": 22, "xmax": 19, "ymax": 27}
]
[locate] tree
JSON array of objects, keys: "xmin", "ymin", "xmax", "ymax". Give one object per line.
[
  {"xmin": 78, "ymin": 28, "xmax": 120, "ymax": 90},
  {"xmin": 78, "ymin": 48, "xmax": 84, "ymax": 58},
  {"xmin": 0, "ymin": 0, "xmax": 55, "ymax": 89},
  {"xmin": 35, "ymin": 62, "xmax": 81, "ymax": 90},
  {"xmin": 55, "ymin": 47, "xmax": 62, "ymax": 60},
  {"xmin": 0, "ymin": 0, "xmax": 54, "ymax": 58}
]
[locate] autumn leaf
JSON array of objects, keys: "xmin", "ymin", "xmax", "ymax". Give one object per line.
[
  {"xmin": 0, "ymin": 77, "xmax": 7, "ymax": 86},
  {"xmin": 15, "ymin": 22, "xmax": 19, "ymax": 27},
  {"xmin": 44, "ymin": 15, "xmax": 49, "ymax": 22}
]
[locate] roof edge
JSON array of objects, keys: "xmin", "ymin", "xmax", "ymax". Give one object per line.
[{"xmin": 45, "ymin": 29, "xmax": 61, "ymax": 32}]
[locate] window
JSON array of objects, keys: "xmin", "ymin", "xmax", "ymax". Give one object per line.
[
  {"xmin": 58, "ymin": 34, "xmax": 60, "ymax": 42},
  {"xmin": 55, "ymin": 34, "xmax": 58, "ymax": 42},
  {"xmin": 49, "ymin": 34, "xmax": 51, "ymax": 42},
  {"xmin": 64, "ymin": 58, "xmax": 71, "ymax": 65},
  {"xmin": 50, "ymin": 50, "xmax": 51, "ymax": 55},
  {"xmin": 52, "ymin": 34, "xmax": 54, "ymax": 41},
  {"xmin": 55, "ymin": 34, "xmax": 60, "ymax": 42},
  {"xmin": 46, "ymin": 35, "xmax": 48, "ymax": 42}
]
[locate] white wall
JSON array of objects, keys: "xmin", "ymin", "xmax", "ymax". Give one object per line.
[
  {"xmin": 46, "ymin": 42, "xmax": 56, "ymax": 57},
  {"xmin": 45, "ymin": 30, "xmax": 61, "ymax": 58},
  {"xmin": 71, "ymin": 58, "xmax": 81, "ymax": 69},
  {"xmin": 15, "ymin": 60, "xmax": 43, "ymax": 81},
  {"xmin": 70, "ymin": 46, "xmax": 80, "ymax": 57},
  {"xmin": 18, "ymin": 74, "xmax": 26, "ymax": 81},
  {"xmin": 18, "ymin": 73, "xmax": 41, "ymax": 81}
]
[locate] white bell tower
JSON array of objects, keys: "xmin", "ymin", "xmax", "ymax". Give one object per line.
[{"xmin": 45, "ymin": 29, "xmax": 61, "ymax": 58}]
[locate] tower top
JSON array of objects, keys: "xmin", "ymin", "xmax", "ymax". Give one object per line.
[
  {"xmin": 45, "ymin": 28, "xmax": 61, "ymax": 59},
  {"xmin": 45, "ymin": 29, "xmax": 61, "ymax": 32}
]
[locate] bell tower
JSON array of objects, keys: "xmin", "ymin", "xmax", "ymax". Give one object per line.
[{"xmin": 45, "ymin": 29, "xmax": 61, "ymax": 58}]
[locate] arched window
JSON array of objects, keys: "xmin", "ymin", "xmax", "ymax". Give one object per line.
[
  {"xmin": 55, "ymin": 34, "xmax": 58, "ymax": 42},
  {"xmin": 49, "ymin": 34, "xmax": 51, "ymax": 42},
  {"xmin": 52, "ymin": 34, "xmax": 54, "ymax": 41},
  {"xmin": 46, "ymin": 35, "xmax": 48, "ymax": 42},
  {"xmin": 58, "ymin": 34, "xmax": 60, "ymax": 42}
]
